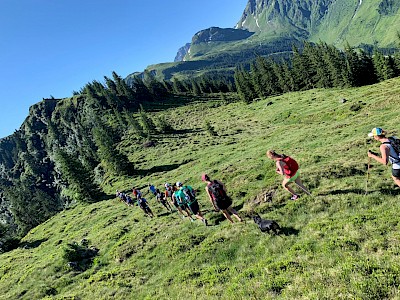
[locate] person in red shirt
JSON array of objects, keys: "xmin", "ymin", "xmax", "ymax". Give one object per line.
[{"xmin": 266, "ymin": 150, "xmax": 311, "ymax": 200}]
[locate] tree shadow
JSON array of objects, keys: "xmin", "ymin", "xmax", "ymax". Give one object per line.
[
  {"xmin": 318, "ymin": 188, "xmax": 400, "ymax": 196},
  {"xmin": 375, "ymin": 188, "xmax": 400, "ymax": 196},
  {"xmin": 19, "ymin": 238, "xmax": 48, "ymax": 249},
  {"xmin": 133, "ymin": 161, "xmax": 192, "ymax": 176},
  {"xmin": 318, "ymin": 189, "xmax": 366, "ymax": 196}
]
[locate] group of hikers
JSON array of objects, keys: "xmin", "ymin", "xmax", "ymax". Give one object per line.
[
  {"xmin": 116, "ymin": 176, "xmax": 244, "ymax": 225},
  {"xmin": 116, "ymin": 127, "xmax": 400, "ymax": 225}
]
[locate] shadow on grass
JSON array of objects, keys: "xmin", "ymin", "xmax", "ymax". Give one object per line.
[
  {"xmin": 318, "ymin": 188, "xmax": 400, "ymax": 196},
  {"xmin": 280, "ymin": 227, "xmax": 300, "ymax": 236},
  {"xmin": 318, "ymin": 188, "xmax": 366, "ymax": 196},
  {"xmin": 133, "ymin": 160, "xmax": 194, "ymax": 176},
  {"xmin": 19, "ymin": 238, "xmax": 48, "ymax": 249},
  {"xmin": 157, "ymin": 211, "xmax": 174, "ymax": 218}
]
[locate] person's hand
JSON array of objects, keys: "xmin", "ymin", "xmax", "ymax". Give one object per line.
[{"xmin": 368, "ymin": 150, "xmax": 377, "ymax": 157}]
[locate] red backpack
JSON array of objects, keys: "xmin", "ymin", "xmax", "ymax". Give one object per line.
[{"xmin": 282, "ymin": 156, "xmax": 299, "ymax": 177}]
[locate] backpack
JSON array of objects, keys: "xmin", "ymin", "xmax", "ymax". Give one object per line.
[
  {"xmin": 165, "ymin": 189, "xmax": 172, "ymax": 198},
  {"xmin": 157, "ymin": 192, "xmax": 165, "ymax": 201},
  {"xmin": 208, "ymin": 180, "xmax": 227, "ymax": 201},
  {"xmin": 181, "ymin": 187, "xmax": 195, "ymax": 204},
  {"xmin": 384, "ymin": 137, "xmax": 400, "ymax": 162},
  {"xmin": 137, "ymin": 198, "xmax": 147, "ymax": 207},
  {"xmin": 282, "ymin": 155, "xmax": 299, "ymax": 177}
]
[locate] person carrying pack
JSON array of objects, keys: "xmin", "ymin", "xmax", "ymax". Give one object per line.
[
  {"xmin": 164, "ymin": 183, "xmax": 176, "ymax": 209},
  {"xmin": 156, "ymin": 188, "xmax": 172, "ymax": 212},
  {"xmin": 148, "ymin": 184, "xmax": 157, "ymax": 196},
  {"xmin": 267, "ymin": 150, "xmax": 311, "ymax": 200},
  {"xmin": 137, "ymin": 197, "xmax": 155, "ymax": 218},
  {"xmin": 176, "ymin": 181, "xmax": 207, "ymax": 225},
  {"xmin": 367, "ymin": 127, "xmax": 400, "ymax": 187},
  {"xmin": 202, "ymin": 174, "xmax": 242, "ymax": 223}
]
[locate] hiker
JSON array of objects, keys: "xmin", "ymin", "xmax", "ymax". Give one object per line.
[
  {"xmin": 125, "ymin": 194, "xmax": 134, "ymax": 206},
  {"xmin": 266, "ymin": 150, "xmax": 311, "ymax": 200},
  {"xmin": 164, "ymin": 183, "xmax": 176, "ymax": 209},
  {"xmin": 172, "ymin": 185, "xmax": 194, "ymax": 220},
  {"xmin": 156, "ymin": 188, "xmax": 173, "ymax": 212},
  {"xmin": 136, "ymin": 196, "xmax": 155, "ymax": 218},
  {"xmin": 116, "ymin": 190, "xmax": 128, "ymax": 205},
  {"xmin": 175, "ymin": 181, "xmax": 208, "ymax": 225},
  {"xmin": 148, "ymin": 184, "xmax": 157, "ymax": 196},
  {"xmin": 202, "ymin": 174, "xmax": 242, "ymax": 223},
  {"xmin": 367, "ymin": 127, "xmax": 400, "ymax": 187},
  {"xmin": 132, "ymin": 187, "xmax": 143, "ymax": 200}
]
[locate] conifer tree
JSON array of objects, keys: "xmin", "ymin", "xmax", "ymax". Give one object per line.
[
  {"xmin": 4, "ymin": 180, "xmax": 62, "ymax": 234},
  {"xmin": 123, "ymin": 109, "xmax": 145, "ymax": 137},
  {"xmin": 92, "ymin": 122, "xmax": 133, "ymax": 175},
  {"xmin": 234, "ymin": 67, "xmax": 256, "ymax": 103},
  {"xmin": 104, "ymin": 76, "xmax": 118, "ymax": 94},
  {"xmin": 138, "ymin": 105, "xmax": 157, "ymax": 136},
  {"xmin": 54, "ymin": 150, "xmax": 102, "ymax": 203}
]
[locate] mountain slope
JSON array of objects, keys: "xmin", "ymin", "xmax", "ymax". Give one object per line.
[
  {"xmin": 1, "ymin": 78, "xmax": 400, "ymax": 299},
  {"xmin": 143, "ymin": 0, "xmax": 400, "ymax": 81},
  {"xmin": 236, "ymin": 0, "xmax": 400, "ymax": 47}
]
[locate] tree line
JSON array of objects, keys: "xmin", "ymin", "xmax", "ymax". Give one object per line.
[{"xmin": 234, "ymin": 41, "xmax": 400, "ymax": 103}]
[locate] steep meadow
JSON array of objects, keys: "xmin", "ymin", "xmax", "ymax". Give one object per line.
[{"xmin": 1, "ymin": 78, "xmax": 400, "ymax": 299}]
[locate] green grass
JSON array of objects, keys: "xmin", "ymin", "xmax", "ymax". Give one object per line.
[{"xmin": 1, "ymin": 78, "xmax": 400, "ymax": 299}]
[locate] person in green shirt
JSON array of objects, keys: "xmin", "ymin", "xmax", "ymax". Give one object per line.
[
  {"xmin": 172, "ymin": 186, "xmax": 193, "ymax": 220},
  {"xmin": 175, "ymin": 181, "xmax": 208, "ymax": 226}
]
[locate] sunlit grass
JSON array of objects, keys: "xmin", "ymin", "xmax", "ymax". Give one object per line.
[{"xmin": 1, "ymin": 78, "xmax": 400, "ymax": 299}]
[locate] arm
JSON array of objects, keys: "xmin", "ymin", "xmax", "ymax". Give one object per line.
[
  {"xmin": 276, "ymin": 161, "xmax": 285, "ymax": 175},
  {"xmin": 368, "ymin": 144, "xmax": 389, "ymax": 165},
  {"xmin": 205, "ymin": 186, "xmax": 219, "ymax": 211}
]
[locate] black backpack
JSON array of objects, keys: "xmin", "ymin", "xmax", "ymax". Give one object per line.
[
  {"xmin": 384, "ymin": 137, "xmax": 400, "ymax": 162},
  {"xmin": 208, "ymin": 180, "xmax": 227, "ymax": 201},
  {"xmin": 182, "ymin": 187, "xmax": 195, "ymax": 203}
]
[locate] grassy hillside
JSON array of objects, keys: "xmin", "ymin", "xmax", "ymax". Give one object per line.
[{"xmin": 1, "ymin": 78, "xmax": 400, "ymax": 299}]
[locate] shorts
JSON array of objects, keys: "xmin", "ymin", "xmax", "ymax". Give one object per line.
[
  {"xmin": 287, "ymin": 171, "xmax": 300, "ymax": 183},
  {"xmin": 392, "ymin": 168, "xmax": 400, "ymax": 179},
  {"xmin": 187, "ymin": 201, "xmax": 200, "ymax": 215},
  {"xmin": 215, "ymin": 197, "xmax": 233, "ymax": 210}
]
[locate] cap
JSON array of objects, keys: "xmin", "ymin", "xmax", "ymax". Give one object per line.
[
  {"xmin": 164, "ymin": 183, "xmax": 170, "ymax": 188},
  {"xmin": 368, "ymin": 127, "xmax": 385, "ymax": 137},
  {"xmin": 176, "ymin": 181, "xmax": 183, "ymax": 187},
  {"xmin": 201, "ymin": 174, "xmax": 209, "ymax": 181}
]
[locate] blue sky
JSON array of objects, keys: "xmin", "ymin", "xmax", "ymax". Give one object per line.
[{"xmin": 0, "ymin": 0, "xmax": 248, "ymax": 138}]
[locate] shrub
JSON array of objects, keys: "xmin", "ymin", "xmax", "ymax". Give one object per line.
[
  {"xmin": 62, "ymin": 240, "xmax": 99, "ymax": 271},
  {"xmin": 204, "ymin": 120, "xmax": 217, "ymax": 136}
]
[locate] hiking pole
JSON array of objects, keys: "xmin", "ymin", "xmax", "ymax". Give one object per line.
[{"xmin": 365, "ymin": 155, "xmax": 371, "ymax": 195}]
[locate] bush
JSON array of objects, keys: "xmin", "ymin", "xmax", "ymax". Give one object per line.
[
  {"xmin": 62, "ymin": 240, "xmax": 99, "ymax": 271},
  {"xmin": 204, "ymin": 120, "xmax": 217, "ymax": 136}
]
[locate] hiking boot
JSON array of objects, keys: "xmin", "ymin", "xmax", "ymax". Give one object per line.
[
  {"xmin": 190, "ymin": 218, "xmax": 195, "ymax": 222},
  {"xmin": 202, "ymin": 219, "xmax": 208, "ymax": 226},
  {"xmin": 290, "ymin": 194, "xmax": 300, "ymax": 200}
]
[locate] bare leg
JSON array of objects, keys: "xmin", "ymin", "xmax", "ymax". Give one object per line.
[
  {"xmin": 227, "ymin": 207, "xmax": 242, "ymax": 222},
  {"xmin": 221, "ymin": 209, "xmax": 234, "ymax": 223},
  {"xmin": 184, "ymin": 207, "xmax": 193, "ymax": 218},
  {"xmin": 392, "ymin": 176, "xmax": 400, "ymax": 188},
  {"xmin": 294, "ymin": 177, "xmax": 311, "ymax": 195},
  {"xmin": 282, "ymin": 179, "xmax": 297, "ymax": 195}
]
